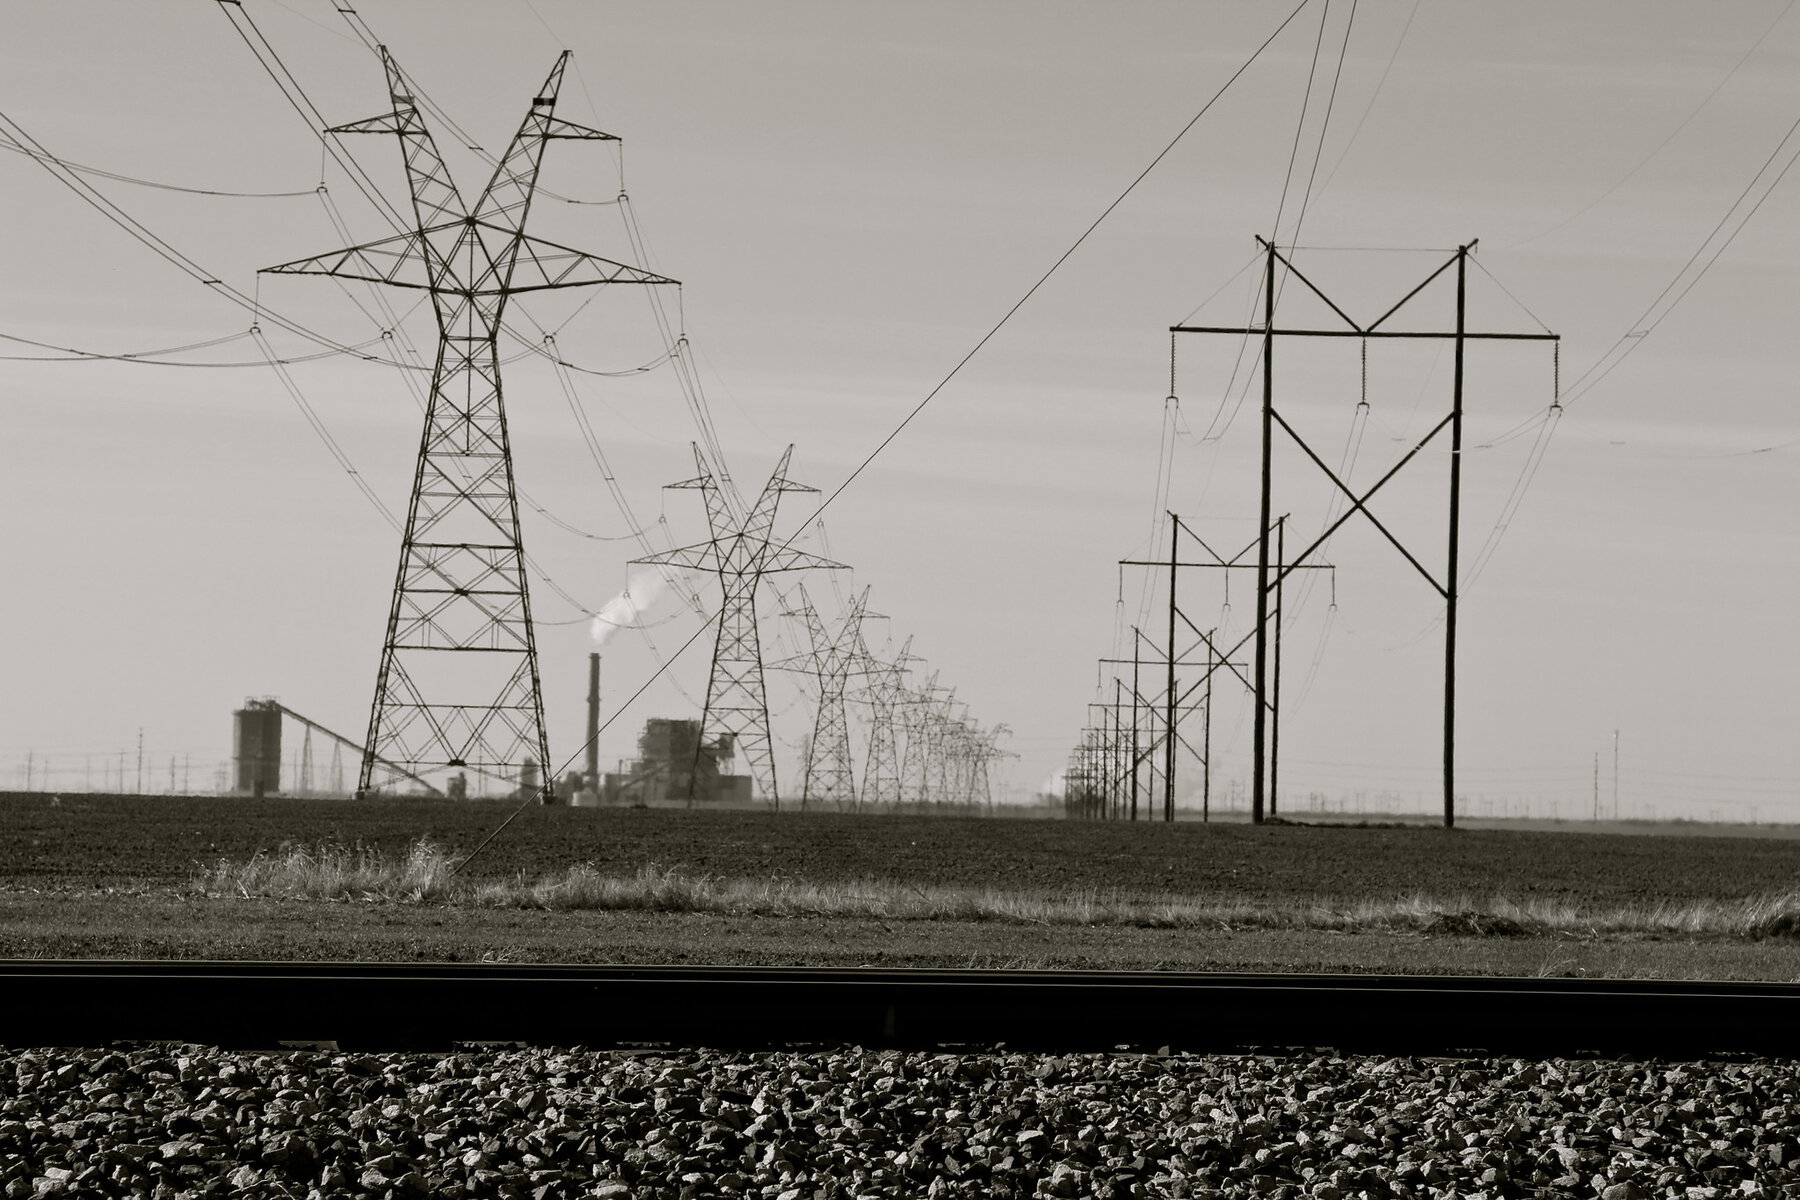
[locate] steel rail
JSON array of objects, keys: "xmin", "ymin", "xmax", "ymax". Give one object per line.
[{"xmin": 4, "ymin": 961, "xmax": 1796, "ymax": 1057}]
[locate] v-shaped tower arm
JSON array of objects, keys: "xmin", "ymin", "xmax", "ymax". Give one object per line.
[
  {"xmin": 768, "ymin": 583, "xmax": 828, "ymax": 675},
  {"xmin": 667, "ymin": 443, "xmax": 735, "ymax": 545},
  {"xmin": 276, "ymin": 49, "xmax": 675, "ymax": 299},
  {"xmin": 741, "ymin": 444, "xmax": 819, "ymax": 548},
  {"xmin": 793, "ymin": 582, "xmax": 831, "ymax": 663},
  {"xmin": 329, "ymin": 48, "xmax": 464, "ymax": 248},
  {"xmin": 630, "ymin": 447, "xmax": 731, "ymax": 573},
  {"xmin": 833, "ymin": 587, "xmax": 872, "ymax": 669},
  {"xmin": 471, "ymin": 51, "xmax": 571, "ymax": 235}
]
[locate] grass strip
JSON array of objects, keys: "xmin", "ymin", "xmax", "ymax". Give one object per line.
[{"xmin": 196, "ymin": 839, "xmax": 1800, "ymax": 940}]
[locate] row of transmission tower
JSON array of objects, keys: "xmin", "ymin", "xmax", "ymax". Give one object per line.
[
  {"xmin": 260, "ymin": 46, "xmax": 1008, "ymax": 809},
  {"xmin": 775, "ymin": 586, "xmax": 1014, "ymax": 810},
  {"xmin": 633, "ymin": 441, "xmax": 1013, "ymax": 810}
]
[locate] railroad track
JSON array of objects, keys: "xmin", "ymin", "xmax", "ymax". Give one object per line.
[{"xmin": 4, "ymin": 961, "xmax": 1796, "ymax": 1056}]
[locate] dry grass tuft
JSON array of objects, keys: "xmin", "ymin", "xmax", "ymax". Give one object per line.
[
  {"xmin": 198, "ymin": 839, "xmax": 1800, "ymax": 940},
  {"xmin": 198, "ymin": 839, "xmax": 459, "ymax": 904}
]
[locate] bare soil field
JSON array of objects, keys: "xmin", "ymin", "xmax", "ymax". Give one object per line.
[
  {"xmin": 5, "ymin": 792, "xmax": 1799, "ymax": 904},
  {"xmin": 6, "ymin": 793, "xmax": 1800, "ymax": 977}
]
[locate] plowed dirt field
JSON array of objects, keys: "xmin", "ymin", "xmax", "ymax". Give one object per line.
[{"xmin": 4, "ymin": 793, "xmax": 1795, "ymax": 905}]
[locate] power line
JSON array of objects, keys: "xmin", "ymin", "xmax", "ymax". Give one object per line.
[
  {"xmin": 247, "ymin": 324, "xmax": 399, "ymax": 530},
  {"xmin": 1451, "ymin": 49, "xmax": 1800, "ymax": 585},
  {"xmin": 1312, "ymin": 0, "xmax": 1419, "ymax": 200},
  {"xmin": 214, "ymin": 0, "xmax": 410, "ymax": 231},
  {"xmin": 1502, "ymin": 0, "xmax": 1796, "ymax": 251},
  {"xmin": 800, "ymin": 0, "xmax": 1318, "ymax": 536},
  {"xmin": 0, "ymin": 328, "xmax": 389, "ymax": 368},
  {"xmin": 1289, "ymin": 0, "xmax": 1358, "ymax": 246},
  {"xmin": 0, "ymin": 136, "xmax": 316, "ymax": 198},
  {"xmin": 1561, "ymin": 98, "xmax": 1800, "ymax": 407},
  {"xmin": 1268, "ymin": 0, "xmax": 1333, "ymax": 251},
  {"xmin": 0, "ymin": 106, "xmax": 417, "ymax": 367}
]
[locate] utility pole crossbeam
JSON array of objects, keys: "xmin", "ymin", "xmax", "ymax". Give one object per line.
[
  {"xmin": 1097, "ymin": 643, "xmax": 1244, "ymax": 823},
  {"xmin": 635, "ymin": 445, "xmax": 845, "ymax": 805},
  {"xmin": 1173, "ymin": 237, "xmax": 1558, "ymax": 827},
  {"xmin": 1118, "ymin": 514, "xmax": 1326, "ymax": 822},
  {"xmin": 264, "ymin": 48, "xmax": 676, "ymax": 798}
]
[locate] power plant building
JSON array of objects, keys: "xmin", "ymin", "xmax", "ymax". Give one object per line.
[{"xmin": 599, "ymin": 718, "xmax": 753, "ymax": 806}]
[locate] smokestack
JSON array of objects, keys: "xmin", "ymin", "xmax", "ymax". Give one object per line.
[{"xmin": 586, "ymin": 652, "xmax": 601, "ymax": 787}]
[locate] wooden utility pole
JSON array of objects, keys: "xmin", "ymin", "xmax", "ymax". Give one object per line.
[
  {"xmin": 1271, "ymin": 515, "xmax": 1286, "ymax": 818},
  {"xmin": 1164, "ymin": 519, "xmax": 1178, "ymax": 821},
  {"xmin": 1443, "ymin": 246, "xmax": 1467, "ymax": 828},
  {"xmin": 1253, "ymin": 245, "xmax": 1276, "ymax": 823},
  {"xmin": 1129, "ymin": 635, "xmax": 1141, "ymax": 821},
  {"xmin": 1203, "ymin": 637, "xmax": 1213, "ymax": 823}
]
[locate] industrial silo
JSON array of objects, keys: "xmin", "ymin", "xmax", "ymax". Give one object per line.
[{"xmin": 233, "ymin": 699, "xmax": 283, "ymax": 797}]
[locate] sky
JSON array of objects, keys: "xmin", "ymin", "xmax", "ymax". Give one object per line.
[{"xmin": 1, "ymin": 1, "xmax": 1796, "ymax": 820}]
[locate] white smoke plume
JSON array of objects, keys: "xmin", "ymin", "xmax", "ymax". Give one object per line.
[{"xmin": 590, "ymin": 569, "xmax": 670, "ymax": 648}]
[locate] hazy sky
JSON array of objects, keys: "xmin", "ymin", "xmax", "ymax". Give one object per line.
[{"xmin": 2, "ymin": 2, "xmax": 1796, "ymax": 818}]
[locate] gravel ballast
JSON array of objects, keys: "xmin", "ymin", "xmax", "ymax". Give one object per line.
[{"xmin": 1, "ymin": 1044, "xmax": 1793, "ymax": 1198}]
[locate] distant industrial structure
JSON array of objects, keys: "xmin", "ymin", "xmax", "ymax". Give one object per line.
[
  {"xmin": 553, "ymin": 654, "xmax": 752, "ymax": 805},
  {"xmin": 232, "ymin": 699, "xmax": 283, "ymax": 797},
  {"xmin": 231, "ymin": 699, "xmax": 475, "ymax": 799},
  {"xmin": 588, "ymin": 717, "xmax": 752, "ymax": 807}
]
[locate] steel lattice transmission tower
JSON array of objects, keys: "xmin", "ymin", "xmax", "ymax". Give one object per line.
[
  {"xmin": 263, "ymin": 49, "xmax": 675, "ymax": 796},
  {"xmin": 966, "ymin": 721, "xmax": 1015, "ymax": 806},
  {"xmin": 899, "ymin": 673, "xmax": 953, "ymax": 804},
  {"xmin": 635, "ymin": 444, "xmax": 843, "ymax": 804},
  {"xmin": 857, "ymin": 634, "xmax": 915, "ymax": 808},
  {"xmin": 775, "ymin": 585, "xmax": 876, "ymax": 808}
]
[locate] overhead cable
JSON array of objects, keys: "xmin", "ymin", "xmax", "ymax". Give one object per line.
[
  {"xmin": 1503, "ymin": 0, "xmax": 1796, "ymax": 251},
  {"xmin": 800, "ymin": 0, "xmax": 1318, "ymax": 537},
  {"xmin": 1561, "ymin": 98, "xmax": 1800, "ymax": 408},
  {"xmin": 0, "ymin": 106, "xmax": 412, "ymax": 367},
  {"xmin": 0, "ymin": 136, "xmax": 316, "ymax": 198}
]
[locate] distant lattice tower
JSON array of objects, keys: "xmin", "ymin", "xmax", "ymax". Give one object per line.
[
  {"xmin": 856, "ymin": 634, "xmax": 915, "ymax": 807},
  {"xmin": 925, "ymin": 693, "xmax": 963, "ymax": 804},
  {"xmin": 897, "ymin": 670, "xmax": 940, "ymax": 804},
  {"xmin": 774, "ymin": 585, "xmax": 875, "ymax": 808},
  {"xmin": 940, "ymin": 717, "xmax": 975, "ymax": 804},
  {"xmin": 636, "ymin": 444, "xmax": 844, "ymax": 804},
  {"xmin": 967, "ymin": 722, "xmax": 1014, "ymax": 807},
  {"xmin": 969, "ymin": 737, "xmax": 992, "ymax": 805},
  {"xmin": 263, "ymin": 48, "xmax": 675, "ymax": 796}
]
